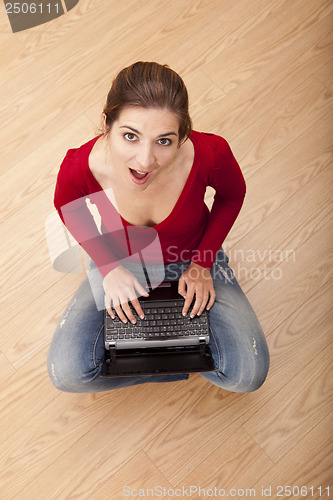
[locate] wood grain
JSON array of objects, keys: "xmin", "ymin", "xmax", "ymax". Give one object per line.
[
  {"xmin": 243, "ymin": 344, "xmax": 333, "ymax": 463},
  {"xmin": 246, "ymin": 220, "xmax": 333, "ymax": 335},
  {"xmin": 13, "ymin": 376, "xmax": 209, "ymax": 499},
  {"xmin": 252, "ymin": 412, "xmax": 333, "ymax": 495},
  {"xmin": 163, "ymin": 428, "xmax": 274, "ymax": 499}
]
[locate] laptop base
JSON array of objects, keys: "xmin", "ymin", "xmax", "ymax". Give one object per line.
[{"xmin": 101, "ymin": 345, "xmax": 215, "ymax": 377}]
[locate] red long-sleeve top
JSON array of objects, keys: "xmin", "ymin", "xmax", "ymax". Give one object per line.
[{"xmin": 54, "ymin": 130, "xmax": 246, "ymax": 277}]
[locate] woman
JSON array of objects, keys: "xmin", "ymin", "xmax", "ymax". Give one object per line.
[{"xmin": 48, "ymin": 61, "xmax": 269, "ymax": 393}]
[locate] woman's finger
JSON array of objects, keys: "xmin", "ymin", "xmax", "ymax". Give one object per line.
[
  {"xmin": 120, "ymin": 299, "xmax": 137, "ymax": 324},
  {"xmin": 178, "ymin": 276, "xmax": 187, "ymax": 298},
  {"xmin": 206, "ymin": 289, "xmax": 216, "ymax": 310},
  {"xmin": 133, "ymin": 278, "xmax": 149, "ymax": 298},
  {"xmin": 194, "ymin": 291, "xmax": 209, "ymax": 317},
  {"xmin": 182, "ymin": 284, "xmax": 195, "ymax": 316},
  {"xmin": 189, "ymin": 286, "xmax": 205, "ymax": 317},
  {"xmin": 130, "ymin": 297, "xmax": 145, "ymax": 319},
  {"xmin": 112, "ymin": 297, "xmax": 128, "ymax": 324},
  {"xmin": 104, "ymin": 295, "xmax": 115, "ymax": 319}
]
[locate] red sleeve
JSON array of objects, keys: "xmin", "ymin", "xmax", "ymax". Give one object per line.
[
  {"xmin": 194, "ymin": 136, "xmax": 246, "ymax": 268},
  {"xmin": 54, "ymin": 150, "xmax": 120, "ymax": 278}
]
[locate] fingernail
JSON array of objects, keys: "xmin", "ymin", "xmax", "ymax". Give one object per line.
[
  {"xmin": 140, "ymin": 314, "xmax": 144, "ymax": 319},
  {"xmin": 182, "ymin": 312, "xmax": 186, "ymax": 317},
  {"xmin": 122, "ymin": 319, "xmax": 127, "ymax": 324},
  {"xmin": 131, "ymin": 320, "xmax": 136, "ymax": 324},
  {"xmin": 190, "ymin": 314, "xmax": 194, "ymax": 318}
]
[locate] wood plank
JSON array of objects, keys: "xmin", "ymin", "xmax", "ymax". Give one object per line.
[
  {"xmin": 200, "ymin": 12, "xmax": 333, "ymax": 139},
  {"xmin": 154, "ymin": 0, "xmax": 288, "ymax": 77},
  {"xmin": 0, "ymin": 0, "xmax": 12, "ymax": 34},
  {"xmin": 315, "ymin": 57, "xmax": 333, "ymax": 90},
  {"xmin": 162, "ymin": 428, "xmax": 274, "ymax": 497},
  {"xmin": 0, "ymin": 116, "xmax": 94, "ymax": 222},
  {"xmin": 0, "ymin": 382, "xmax": 133, "ymax": 499},
  {"xmin": 252, "ymin": 412, "xmax": 333, "ymax": 495},
  {"xmin": 0, "ymin": 218, "xmax": 81, "ymax": 322},
  {"xmin": 243, "ymin": 279, "xmax": 332, "ymax": 407},
  {"xmin": 23, "ymin": 450, "xmax": 174, "ymax": 500},
  {"xmin": 243, "ymin": 344, "xmax": 333, "ymax": 463},
  {"xmin": 0, "ymin": 352, "xmax": 15, "ymax": 384},
  {"xmin": 230, "ymin": 76, "xmax": 331, "ymax": 181},
  {"xmin": 264, "ymin": 280, "xmax": 332, "ymax": 390},
  {"xmin": 245, "ymin": 220, "xmax": 332, "ymax": 336},
  {"xmin": 0, "ymin": 37, "xmax": 36, "ymax": 86},
  {"xmin": 202, "ymin": 0, "xmax": 332, "ymax": 95},
  {"xmin": 7, "ymin": 376, "xmax": 210, "ymax": 499},
  {"xmin": 226, "ymin": 166, "xmax": 332, "ymax": 293},
  {"xmin": 1, "ymin": 272, "xmax": 85, "ymax": 368},
  {"xmin": 143, "ymin": 385, "xmax": 270, "ymax": 486},
  {"xmin": 0, "ymin": 346, "xmax": 61, "ymax": 446},
  {"xmin": 223, "ymin": 110, "xmax": 333, "ymax": 249}
]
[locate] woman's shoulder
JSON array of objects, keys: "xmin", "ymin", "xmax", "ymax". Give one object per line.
[
  {"xmin": 54, "ymin": 135, "xmax": 102, "ymax": 207},
  {"xmin": 61, "ymin": 134, "xmax": 103, "ymax": 166},
  {"xmin": 191, "ymin": 129, "xmax": 229, "ymax": 152},
  {"xmin": 191, "ymin": 131, "xmax": 239, "ymax": 179},
  {"xmin": 57, "ymin": 135, "xmax": 102, "ymax": 182},
  {"xmin": 190, "ymin": 130, "xmax": 233, "ymax": 172}
]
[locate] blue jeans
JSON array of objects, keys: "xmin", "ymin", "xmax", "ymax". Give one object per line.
[{"xmin": 47, "ymin": 249, "xmax": 269, "ymax": 393}]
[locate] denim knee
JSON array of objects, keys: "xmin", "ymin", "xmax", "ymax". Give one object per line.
[
  {"xmin": 47, "ymin": 342, "xmax": 101, "ymax": 393},
  {"xmin": 240, "ymin": 353, "xmax": 270, "ymax": 392},
  {"xmin": 202, "ymin": 350, "xmax": 269, "ymax": 393},
  {"xmin": 229, "ymin": 340, "xmax": 270, "ymax": 393},
  {"xmin": 201, "ymin": 317, "xmax": 270, "ymax": 393}
]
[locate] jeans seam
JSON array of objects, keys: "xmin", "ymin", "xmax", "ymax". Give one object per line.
[
  {"xmin": 208, "ymin": 318, "xmax": 223, "ymax": 372},
  {"xmin": 90, "ymin": 322, "xmax": 104, "ymax": 369}
]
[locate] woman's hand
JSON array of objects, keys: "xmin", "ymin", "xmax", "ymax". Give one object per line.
[
  {"xmin": 178, "ymin": 262, "xmax": 216, "ymax": 317},
  {"xmin": 103, "ymin": 266, "xmax": 149, "ymax": 324}
]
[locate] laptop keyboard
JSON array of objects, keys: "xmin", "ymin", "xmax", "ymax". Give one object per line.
[{"xmin": 105, "ymin": 300, "xmax": 209, "ymax": 342}]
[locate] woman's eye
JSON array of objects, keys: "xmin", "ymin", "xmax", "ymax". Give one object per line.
[
  {"xmin": 158, "ymin": 138, "xmax": 171, "ymax": 146},
  {"xmin": 124, "ymin": 133, "xmax": 137, "ymax": 141}
]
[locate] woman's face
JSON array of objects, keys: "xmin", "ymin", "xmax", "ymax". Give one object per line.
[{"xmin": 104, "ymin": 106, "xmax": 181, "ymax": 191}]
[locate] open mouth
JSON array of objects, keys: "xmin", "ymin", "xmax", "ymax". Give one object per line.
[
  {"xmin": 129, "ymin": 168, "xmax": 152, "ymax": 184},
  {"xmin": 130, "ymin": 168, "xmax": 149, "ymax": 179}
]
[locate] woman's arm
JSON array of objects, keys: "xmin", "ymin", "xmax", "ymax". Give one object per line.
[
  {"xmin": 179, "ymin": 137, "xmax": 246, "ymax": 315},
  {"xmin": 193, "ymin": 137, "xmax": 246, "ymax": 268},
  {"xmin": 56, "ymin": 194, "xmax": 120, "ymax": 278}
]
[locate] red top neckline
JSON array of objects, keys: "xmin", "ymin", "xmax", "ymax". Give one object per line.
[{"xmin": 84, "ymin": 132, "xmax": 199, "ymax": 228}]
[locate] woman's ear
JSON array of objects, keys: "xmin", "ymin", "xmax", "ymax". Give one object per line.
[{"xmin": 102, "ymin": 113, "xmax": 108, "ymax": 134}]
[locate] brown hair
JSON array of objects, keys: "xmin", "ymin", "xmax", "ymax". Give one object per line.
[{"xmin": 101, "ymin": 61, "xmax": 192, "ymax": 144}]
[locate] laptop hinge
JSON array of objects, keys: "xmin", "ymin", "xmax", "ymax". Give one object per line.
[
  {"xmin": 199, "ymin": 337, "xmax": 207, "ymax": 344},
  {"xmin": 108, "ymin": 345, "xmax": 116, "ymax": 362}
]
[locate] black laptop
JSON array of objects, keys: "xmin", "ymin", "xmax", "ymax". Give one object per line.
[{"xmin": 101, "ymin": 281, "xmax": 214, "ymax": 377}]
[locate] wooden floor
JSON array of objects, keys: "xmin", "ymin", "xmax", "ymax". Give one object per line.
[{"xmin": 0, "ymin": 0, "xmax": 332, "ymax": 498}]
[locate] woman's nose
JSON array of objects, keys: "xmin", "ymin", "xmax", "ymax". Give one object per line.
[{"xmin": 136, "ymin": 144, "xmax": 155, "ymax": 169}]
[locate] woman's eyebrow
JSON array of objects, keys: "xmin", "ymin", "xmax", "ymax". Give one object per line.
[
  {"xmin": 119, "ymin": 125, "xmax": 178, "ymax": 138},
  {"xmin": 120, "ymin": 125, "xmax": 141, "ymax": 135},
  {"xmin": 157, "ymin": 132, "xmax": 178, "ymax": 138}
]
